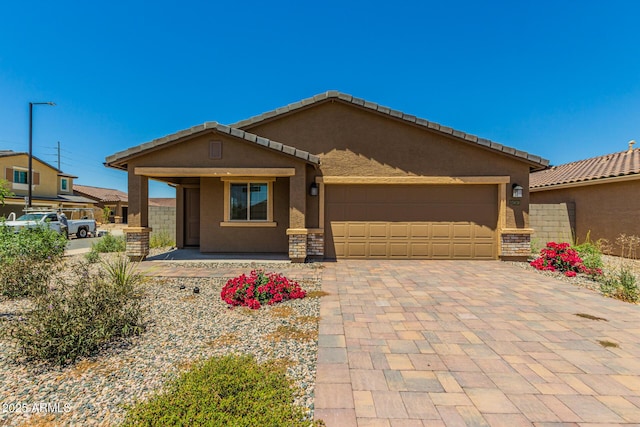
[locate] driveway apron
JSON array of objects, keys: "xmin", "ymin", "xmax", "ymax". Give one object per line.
[{"xmin": 314, "ymin": 260, "xmax": 640, "ymax": 426}]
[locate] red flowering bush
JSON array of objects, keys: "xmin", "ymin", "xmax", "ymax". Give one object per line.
[
  {"xmin": 220, "ymin": 270, "xmax": 306, "ymax": 309},
  {"xmin": 530, "ymin": 242, "xmax": 602, "ymax": 277}
]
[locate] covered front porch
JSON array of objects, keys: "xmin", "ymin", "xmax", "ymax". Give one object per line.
[{"xmin": 123, "ymin": 165, "xmax": 320, "ymax": 263}]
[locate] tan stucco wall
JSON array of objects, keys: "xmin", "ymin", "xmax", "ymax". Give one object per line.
[
  {"xmin": 530, "ymin": 179, "xmax": 640, "ymax": 255},
  {"xmin": 0, "ymin": 155, "xmax": 60, "ymax": 198},
  {"xmin": 243, "ymin": 100, "xmax": 532, "ymax": 229},
  {"xmin": 199, "ymin": 177, "xmax": 289, "ymax": 253}
]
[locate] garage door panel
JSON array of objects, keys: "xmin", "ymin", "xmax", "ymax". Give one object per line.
[
  {"xmin": 474, "ymin": 226, "xmax": 495, "ymax": 239},
  {"xmin": 347, "ymin": 242, "xmax": 367, "ymax": 257},
  {"xmin": 410, "ymin": 243, "xmax": 429, "ymax": 257},
  {"xmin": 453, "ymin": 223, "xmax": 472, "ymax": 239},
  {"xmin": 325, "ymin": 185, "xmax": 497, "ymax": 260},
  {"xmin": 431, "ymin": 224, "xmax": 452, "ymax": 239},
  {"xmin": 369, "ymin": 223, "xmax": 388, "ymax": 238},
  {"xmin": 473, "ymin": 243, "xmax": 495, "ymax": 259},
  {"xmin": 390, "ymin": 224, "xmax": 409, "ymax": 238},
  {"xmin": 453, "ymin": 243, "xmax": 473, "ymax": 258},
  {"xmin": 368, "ymin": 242, "xmax": 387, "ymax": 257},
  {"xmin": 347, "ymin": 223, "xmax": 367, "ymax": 238},
  {"xmin": 389, "ymin": 243, "xmax": 409, "ymax": 257},
  {"xmin": 410, "ymin": 224, "xmax": 429, "ymax": 238},
  {"xmin": 432, "ymin": 243, "xmax": 453, "ymax": 258}
]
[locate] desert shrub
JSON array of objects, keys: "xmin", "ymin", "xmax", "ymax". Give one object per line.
[
  {"xmin": 85, "ymin": 249, "xmax": 100, "ymax": 263},
  {"xmin": 149, "ymin": 231, "xmax": 175, "ymax": 248},
  {"xmin": 0, "ymin": 224, "xmax": 67, "ymax": 298},
  {"xmin": 122, "ymin": 355, "xmax": 324, "ymax": 427},
  {"xmin": 600, "ymin": 264, "xmax": 639, "ymax": 303},
  {"xmin": 573, "ymin": 241, "xmax": 604, "ymax": 276},
  {"xmin": 616, "ymin": 234, "xmax": 640, "ymax": 259},
  {"xmin": 91, "ymin": 233, "xmax": 125, "ymax": 253},
  {"xmin": 8, "ymin": 257, "xmax": 145, "ymax": 365},
  {"xmin": 221, "ymin": 270, "xmax": 307, "ymax": 309}
]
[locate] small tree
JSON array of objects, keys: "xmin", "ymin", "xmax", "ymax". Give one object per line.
[{"xmin": 0, "ymin": 179, "xmax": 13, "ymax": 206}]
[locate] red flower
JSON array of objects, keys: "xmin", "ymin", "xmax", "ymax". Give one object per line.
[{"xmin": 220, "ymin": 269, "xmax": 307, "ymax": 309}]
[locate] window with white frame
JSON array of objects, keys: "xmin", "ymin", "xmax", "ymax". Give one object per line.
[
  {"xmin": 14, "ymin": 169, "xmax": 28, "ymax": 184},
  {"xmin": 222, "ymin": 178, "xmax": 275, "ymax": 226},
  {"xmin": 61, "ymin": 178, "xmax": 68, "ymax": 191}
]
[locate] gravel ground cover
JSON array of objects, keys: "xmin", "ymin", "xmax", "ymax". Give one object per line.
[{"xmin": 0, "ymin": 255, "xmax": 322, "ymax": 426}]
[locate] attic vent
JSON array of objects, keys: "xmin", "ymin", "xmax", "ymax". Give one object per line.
[{"xmin": 209, "ymin": 141, "xmax": 222, "ymax": 159}]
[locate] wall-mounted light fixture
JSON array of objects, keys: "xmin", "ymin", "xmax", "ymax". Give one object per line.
[
  {"xmin": 309, "ymin": 182, "xmax": 319, "ymax": 196},
  {"xmin": 512, "ymin": 183, "xmax": 523, "ymax": 198}
]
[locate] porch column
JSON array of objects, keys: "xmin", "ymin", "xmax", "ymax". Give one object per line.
[
  {"xmin": 287, "ymin": 166, "xmax": 307, "ymax": 263},
  {"xmin": 124, "ymin": 166, "xmax": 152, "ymax": 261}
]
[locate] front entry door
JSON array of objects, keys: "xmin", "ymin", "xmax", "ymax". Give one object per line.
[{"xmin": 184, "ymin": 187, "xmax": 200, "ymax": 246}]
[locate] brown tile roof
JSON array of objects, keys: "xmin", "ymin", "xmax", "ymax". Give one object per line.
[
  {"xmin": 74, "ymin": 184, "xmax": 128, "ymax": 203},
  {"xmin": 530, "ymin": 146, "xmax": 640, "ymax": 189},
  {"xmin": 105, "ymin": 122, "xmax": 321, "ymax": 169},
  {"xmin": 149, "ymin": 198, "xmax": 176, "ymax": 207},
  {"xmin": 232, "ymin": 91, "xmax": 549, "ymax": 169},
  {"xmin": 105, "ymin": 92, "xmax": 549, "ymax": 171}
]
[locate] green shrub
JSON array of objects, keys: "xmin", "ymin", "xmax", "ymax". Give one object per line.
[
  {"xmin": 91, "ymin": 233, "xmax": 126, "ymax": 253},
  {"xmin": 122, "ymin": 355, "xmax": 324, "ymax": 427},
  {"xmin": 0, "ymin": 224, "xmax": 67, "ymax": 298},
  {"xmin": 600, "ymin": 264, "xmax": 639, "ymax": 303},
  {"xmin": 149, "ymin": 231, "xmax": 175, "ymax": 248},
  {"xmin": 85, "ymin": 248, "xmax": 100, "ymax": 263},
  {"xmin": 8, "ymin": 257, "xmax": 145, "ymax": 365},
  {"xmin": 573, "ymin": 241, "xmax": 604, "ymax": 276}
]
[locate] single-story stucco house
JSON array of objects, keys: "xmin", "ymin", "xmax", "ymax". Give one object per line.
[
  {"xmin": 105, "ymin": 91, "xmax": 549, "ymax": 262},
  {"xmin": 530, "ymin": 141, "xmax": 639, "ymax": 255}
]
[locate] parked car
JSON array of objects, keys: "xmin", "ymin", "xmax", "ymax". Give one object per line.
[{"xmin": 4, "ymin": 209, "xmax": 97, "ymax": 239}]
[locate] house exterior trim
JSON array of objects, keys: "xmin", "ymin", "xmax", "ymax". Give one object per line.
[
  {"xmin": 134, "ymin": 167, "xmax": 296, "ymax": 177},
  {"xmin": 317, "ymin": 176, "xmax": 511, "ymax": 185}
]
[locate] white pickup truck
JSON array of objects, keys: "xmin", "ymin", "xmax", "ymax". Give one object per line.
[{"xmin": 4, "ymin": 211, "xmax": 97, "ymax": 239}]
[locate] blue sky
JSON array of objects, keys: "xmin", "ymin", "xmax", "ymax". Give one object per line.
[{"xmin": 1, "ymin": 1, "xmax": 639, "ymax": 198}]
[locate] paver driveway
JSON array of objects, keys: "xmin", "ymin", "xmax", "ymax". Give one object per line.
[{"xmin": 314, "ymin": 260, "xmax": 640, "ymax": 427}]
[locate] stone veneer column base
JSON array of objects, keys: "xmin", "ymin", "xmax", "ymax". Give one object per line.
[
  {"xmin": 287, "ymin": 228, "xmax": 308, "ymax": 263},
  {"xmin": 124, "ymin": 227, "xmax": 152, "ymax": 261},
  {"xmin": 500, "ymin": 229, "xmax": 533, "ymax": 261},
  {"xmin": 306, "ymin": 230, "xmax": 324, "ymax": 260}
]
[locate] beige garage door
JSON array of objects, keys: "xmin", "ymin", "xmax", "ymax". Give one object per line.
[{"xmin": 325, "ymin": 184, "xmax": 498, "ymax": 259}]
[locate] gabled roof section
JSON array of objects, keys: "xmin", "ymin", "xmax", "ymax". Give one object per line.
[
  {"xmin": 105, "ymin": 122, "xmax": 320, "ymax": 169},
  {"xmin": 0, "ymin": 150, "xmax": 77, "ymax": 178},
  {"xmin": 74, "ymin": 184, "xmax": 129, "ymax": 203},
  {"xmin": 530, "ymin": 146, "xmax": 640, "ymax": 189},
  {"xmin": 231, "ymin": 91, "xmax": 549, "ymax": 170}
]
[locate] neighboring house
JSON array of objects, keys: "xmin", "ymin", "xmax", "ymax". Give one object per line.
[
  {"xmin": 530, "ymin": 141, "xmax": 640, "ymax": 255},
  {"xmin": 73, "ymin": 184, "xmax": 129, "ymax": 223},
  {"xmin": 105, "ymin": 91, "xmax": 548, "ymax": 261},
  {"xmin": 0, "ymin": 150, "xmax": 95, "ymax": 218}
]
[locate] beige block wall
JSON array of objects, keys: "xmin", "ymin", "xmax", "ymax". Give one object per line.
[
  {"xmin": 531, "ymin": 179, "xmax": 640, "ymax": 256},
  {"xmin": 149, "ymin": 206, "xmax": 176, "ymax": 242},
  {"xmin": 529, "ymin": 203, "xmax": 575, "ymax": 253}
]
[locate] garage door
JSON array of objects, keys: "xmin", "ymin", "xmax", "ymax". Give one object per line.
[{"xmin": 325, "ymin": 184, "xmax": 497, "ymax": 259}]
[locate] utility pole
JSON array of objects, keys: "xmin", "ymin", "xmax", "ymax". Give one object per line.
[
  {"xmin": 28, "ymin": 102, "xmax": 55, "ymax": 207},
  {"xmin": 57, "ymin": 141, "xmax": 61, "ymax": 170}
]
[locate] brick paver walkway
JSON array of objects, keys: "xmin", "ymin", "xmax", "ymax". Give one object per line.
[{"xmin": 314, "ymin": 260, "xmax": 640, "ymax": 426}]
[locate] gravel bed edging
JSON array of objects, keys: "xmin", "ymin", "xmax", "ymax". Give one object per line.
[{"xmin": 0, "ymin": 258, "xmax": 322, "ymax": 426}]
